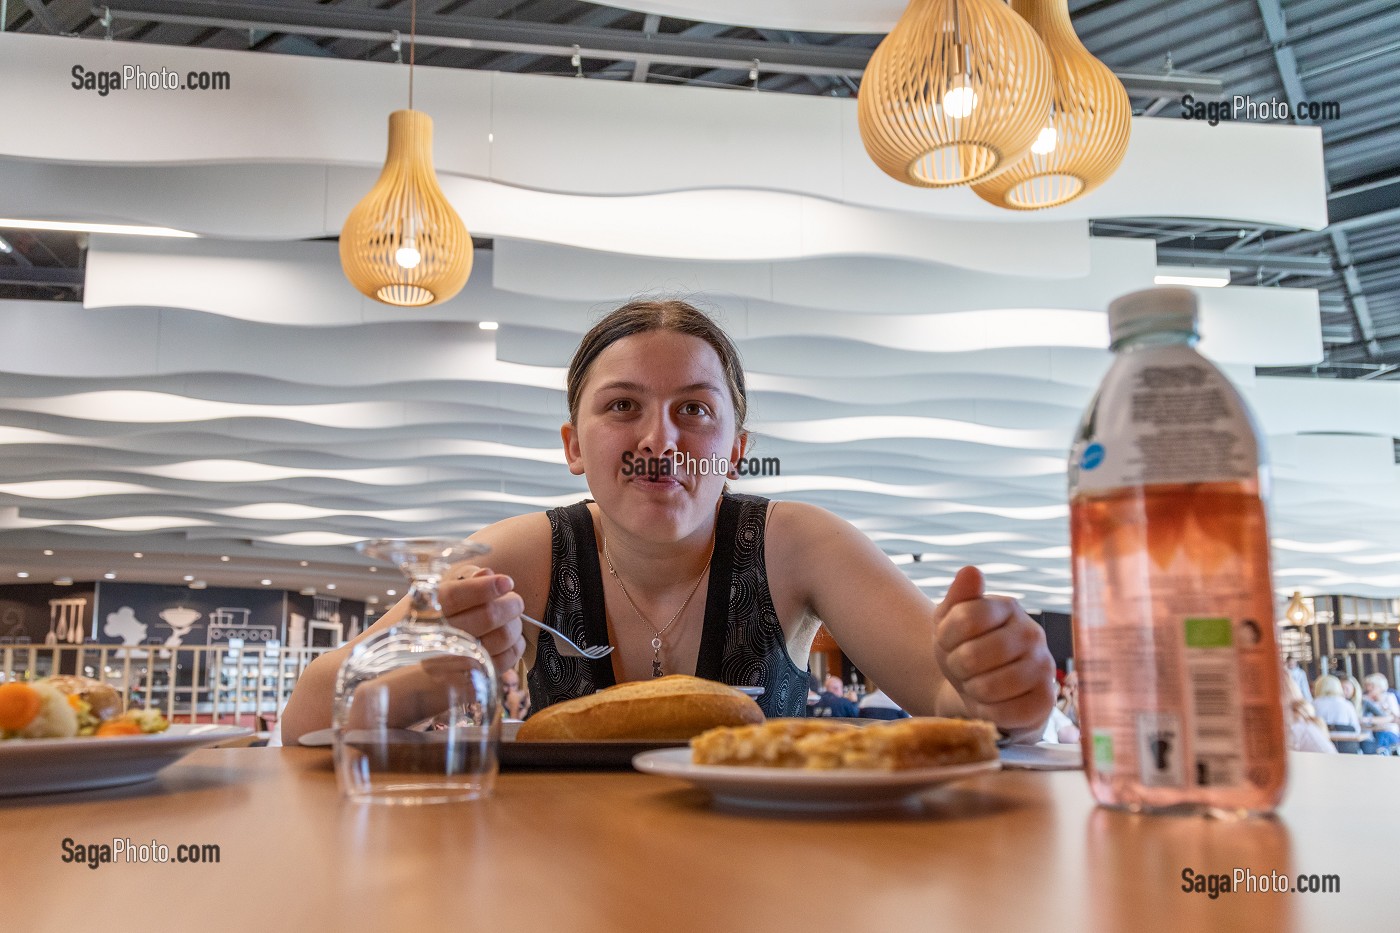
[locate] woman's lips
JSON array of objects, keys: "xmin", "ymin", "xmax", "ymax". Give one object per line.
[{"xmin": 629, "ymin": 474, "xmax": 685, "ymax": 490}]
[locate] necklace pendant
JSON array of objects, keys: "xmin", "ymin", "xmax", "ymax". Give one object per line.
[{"xmin": 652, "ymin": 657, "xmax": 663, "ymax": 678}]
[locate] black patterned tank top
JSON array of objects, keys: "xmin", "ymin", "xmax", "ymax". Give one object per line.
[{"xmin": 526, "ymin": 492, "xmax": 810, "ymax": 718}]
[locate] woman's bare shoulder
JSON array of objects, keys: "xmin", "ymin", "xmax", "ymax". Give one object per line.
[
  {"xmin": 765, "ymin": 499, "xmax": 866, "ymax": 550},
  {"xmin": 764, "ymin": 500, "xmax": 888, "ymax": 585}
]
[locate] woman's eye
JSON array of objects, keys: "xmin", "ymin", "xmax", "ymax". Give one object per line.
[
  {"xmin": 679, "ymin": 402, "xmax": 710, "ymax": 417},
  {"xmin": 608, "ymin": 399, "xmax": 635, "ymax": 413}
]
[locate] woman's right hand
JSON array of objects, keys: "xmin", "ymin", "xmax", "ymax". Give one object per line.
[{"xmin": 439, "ymin": 565, "xmax": 527, "ymax": 674}]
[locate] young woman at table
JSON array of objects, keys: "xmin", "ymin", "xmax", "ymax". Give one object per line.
[{"xmin": 281, "ymin": 300, "xmax": 1055, "ymax": 744}]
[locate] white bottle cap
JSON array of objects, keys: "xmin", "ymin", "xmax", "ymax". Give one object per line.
[{"xmin": 1108, "ymin": 286, "xmax": 1199, "ymax": 346}]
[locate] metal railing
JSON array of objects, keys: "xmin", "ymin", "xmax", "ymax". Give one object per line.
[{"xmin": 0, "ymin": 643, "xmax": 334, "ymax": 728}]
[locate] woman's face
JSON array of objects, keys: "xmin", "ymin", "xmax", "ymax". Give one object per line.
[{"xmin": 563, "ymin": 330, "xmax": 746, "ymax": 543}]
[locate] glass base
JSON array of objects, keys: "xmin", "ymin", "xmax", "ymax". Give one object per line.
[
  {"xmin": 344, "ymin": 779, "xmax": 494, "ymax": 806},
  {"xmin": 335, "ymin": 732, "xmax": 497, "ymax": 805}
]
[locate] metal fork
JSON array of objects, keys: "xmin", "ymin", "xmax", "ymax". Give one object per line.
[{"xmin": 520, "ymin": 613, "xmax": 613, "ymax": 659}]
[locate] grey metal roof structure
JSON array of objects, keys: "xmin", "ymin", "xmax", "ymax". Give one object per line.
[{"xmin": 4, "ymin": 0, "xmax": 1397, "ymax": 390}]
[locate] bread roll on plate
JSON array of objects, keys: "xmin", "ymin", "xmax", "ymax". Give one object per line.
[
  {"xmin": 40, "ymin": 675, "xmax": 124, "ymax": 721},
  {"xmin": 515, "ymin": 674, "xmax": 764, "ymax": 742}
]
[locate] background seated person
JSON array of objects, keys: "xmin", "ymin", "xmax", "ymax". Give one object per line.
[
  {"xmin": 1313, "ymin": 674, "xmax": 1363, "ymax": 753},
  {"xmin": 809, "ymin": 674, "xmax": 860, "ymax": 718},
  {"xmin": 1286, "ymin": 677, "xmax": 1336, "ymax": 754},
  {"xmin": 1361, "ymin": 673, "xmax": 1400, "ymax": 754},
  {"xmin": 858, "ymin": 683, "xmax": 911, "ymax": 720}
]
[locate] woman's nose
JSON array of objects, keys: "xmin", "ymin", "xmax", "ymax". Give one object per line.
[{"xmin": 638, "ymin": 408, "xmax": 679, "ymax": 456}]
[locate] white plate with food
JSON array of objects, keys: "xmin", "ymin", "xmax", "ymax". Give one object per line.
[
  {"xmin": 998, "ymin": 742, "xmax": 1083, "ymax": 771},
  {"xmin": 633, "ymin": 747, "xmax": 1000, "ymax": 811},
  {"xmin": 0, "ymin": 724, "xmax": 253, "ymax": 796}
]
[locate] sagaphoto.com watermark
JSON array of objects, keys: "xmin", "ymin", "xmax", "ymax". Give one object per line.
[
  {"xmin": 620, "ymin": 451, "xmax": 781, "ymax": 481},
  {"xmin": 61, "ymin": 836, "xmax": 221, "ymax": 870},
  {"xmin": 1180, "ymin": 867, "xmax": 1341, "ymax": 899},
  {"xmin": 1180, "ymin": 93, "xmax": 1341, "ymax": 126},
  {"xmin": 72, "ymin": 64, "xmax": 232, "ymax": 97}
]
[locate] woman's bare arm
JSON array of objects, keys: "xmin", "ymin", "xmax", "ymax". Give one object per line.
[{"xmin": 767, "ymin": 501, "xmax": 1054, "ymax": 731}]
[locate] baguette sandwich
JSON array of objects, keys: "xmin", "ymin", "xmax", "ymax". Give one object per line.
[{"xmin": 515, "ymin": 674, "xmax": 764, "ymax": 742}]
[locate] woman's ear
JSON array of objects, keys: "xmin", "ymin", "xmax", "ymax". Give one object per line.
[
  {"xmin": 561, "ymin": 422, "xmax": 586, "ymax": 476},
  {"xmin": 726, "ymin": 430, "xmax": 749, "ymax": 479}
]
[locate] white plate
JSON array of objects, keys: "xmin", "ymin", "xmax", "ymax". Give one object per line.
[
  {"xmin": 632, "ymin": 747, "xmax": 1001, "ymax": 811},
  {"xmin": 999, "ymin": 742, "xmax": 1083, "ymax": 771},
  {"xmin": 0, "ymin": 724, "xmax": 253, "ymax": 797}
]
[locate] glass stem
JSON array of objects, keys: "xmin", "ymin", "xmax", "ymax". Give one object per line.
[{"xmin": 404, "ymin": 574, "xmax": 444, "ymax": 627}]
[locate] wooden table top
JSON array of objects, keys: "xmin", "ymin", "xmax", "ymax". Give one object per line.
[{"xmin": 5, "ymin": 747, "xmax": 1386, "ymax": 933}]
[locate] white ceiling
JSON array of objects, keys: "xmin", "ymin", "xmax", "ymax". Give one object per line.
[{"xmin": 0, "ymin": 29, "xmax": 1396, "ymax": 608}]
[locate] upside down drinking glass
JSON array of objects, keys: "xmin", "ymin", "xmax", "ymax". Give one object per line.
[{"xmin": 333, "ymin": 537, "xmax": 500, "ymax": 805}]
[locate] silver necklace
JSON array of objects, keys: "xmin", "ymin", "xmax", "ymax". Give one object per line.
[{"xmin": 603, "ymin": 537, "xmax": 713, "ymax": 677}]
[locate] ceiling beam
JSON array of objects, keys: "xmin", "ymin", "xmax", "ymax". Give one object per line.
[
  {"xmin": 1154, "ymin": 247, "xmax": 1332, "ymax": 274},
  {"xmin": 1255, "ymin": 0, "xmax": 1377, "ymax": 359},
  {"xmin": 1328, "ymin": 173, "xmax": 1400, "ymax": 227},
  {"xmin": 102, "ymin": 0, "xmax": 1224, "ymax": 95},
  {"xmin": 0, "ymin": 265, "xmax": 82, "ymax": 287},
  {"xmin": 22, "ymin": 0, "xmax": 60, "ymax": 34},
  {"xmin": 103, "ymin": 1, "xmax": 872, "ymax": 78},
  {"xmin": 633, "ymin": 14, "xmax": 660, "ymax": 82}
]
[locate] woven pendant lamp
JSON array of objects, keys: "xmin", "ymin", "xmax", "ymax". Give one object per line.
[
  {"xmin": 971, "ymin": 0, "xmax": 1131, "ymax": 210},
  {"xmin": 857, "ymin": 0, "xmax": 1054, "ymax": 188},
  {"xmin": 339, "ymin": 1, "xmax": 471, "ymax": 306}
]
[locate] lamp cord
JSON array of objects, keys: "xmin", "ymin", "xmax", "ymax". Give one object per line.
[{"xmin": 409, "ymin": 0, "xmax": 417, "ymax": 110}]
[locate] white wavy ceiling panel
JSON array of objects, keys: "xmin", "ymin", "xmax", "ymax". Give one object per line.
[
  {"xmin": 0, "ymin": 233, "xmax": 1389, "ymax": 602},
  {"xmin": 9, "ymin": 159, "xmax": 1083, "ymax": 273},
  {"xmin": 85, "ymin": 236, "xmax": 1320, "ymax": 369},
  {"xmin": 0, "ymin": 32, "xmax": 1325, "ymax": 231}
]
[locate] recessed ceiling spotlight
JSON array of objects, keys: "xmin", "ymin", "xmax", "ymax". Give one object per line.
[
  {"xmin": 300, "ymin": 561, "xmax": 309, "ymax": 567},
  {"xmin": 220, "ymin": 555, "xmax": 230, "ymax": 562},
  {"xmin": 43, "ymin": 549, "xmax": 54, "ymax": 556},
  {"xmin": 366, "ymin": 595, "xmax": 380, "ymax": 605},
  {"xmin": 368, "ymin": 567, "xmax": 377, "ymax": 573},
  {"xmin": 300, "ymin": 586, "xmax": 317, "ymax": 596},
  {"xmin": 103, "ymin": 572, "xmax": 116, "ymax": 580},
  {"xmin": 16, "ymin": 572, "xmax": 29, "ymax": 579},
  {"xmin": 54, "ymin": 577, "xmax": 73, "ymax": 586},
  {"xmin": 182, "ymin": 575, "xmax": 195, "ymax": 582},
  {"xmin": 386, "ymin": 589, "xmax": 397, "ymax": 597},
  {"xmin": 326, "ymin": 583, "xmax": 337, "ymax": 591},
  {"xmin": 189, "ymin": 580, "xmax": 207, "ymax": 590},
  {"xmin": 133, "ymin": 552, "xmax": 143, "ymax": 559},
  {"xmin": 261, "ymin": 579, "xmax": 272, "ymax": 586},
  {"xmin": 479, "ymin": 321, "xmax": 499, "ymax": 330}
]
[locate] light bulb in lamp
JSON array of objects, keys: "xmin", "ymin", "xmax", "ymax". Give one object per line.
[
  {"xmin": 395, "ymin": 238, "xmax": 422, "ymax": 269},
  {"xmin": 942, "ymin": 75, "xmax": 979, "ymax": 118},
  {"xmin": 1031, "ymin": 125, "xmax": 1057, "ymax": 154}
]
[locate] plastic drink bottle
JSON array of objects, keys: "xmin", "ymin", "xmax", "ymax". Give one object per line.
[{"xmin": 1068, "ymin": 287, "xmax": 1287, "ymax": 815}]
